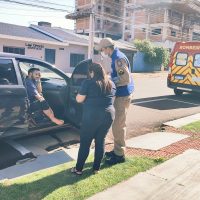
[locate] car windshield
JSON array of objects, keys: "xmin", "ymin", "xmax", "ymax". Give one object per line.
[{"xmin": 19, "ymin": 62, "xmax": 64, "ymax": 80}]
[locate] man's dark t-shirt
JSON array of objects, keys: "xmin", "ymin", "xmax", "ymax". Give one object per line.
[{"xmin": 25, "ymin": 78, "xmax": 39, "ymax": 103}]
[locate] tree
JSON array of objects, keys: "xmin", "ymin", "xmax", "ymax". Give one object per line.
[{"xmin": 134, "ymin": 40, "xmax": 170, "ymax": 67}]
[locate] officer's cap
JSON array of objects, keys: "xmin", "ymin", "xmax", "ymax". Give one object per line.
[{"xmin": 95, "ymin": 38, "xmax": 115, "ymax": 51}]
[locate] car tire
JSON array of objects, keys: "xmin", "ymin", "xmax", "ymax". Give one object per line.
[{"xmin": 174, "ymin": 89, "xmax": 183, "ymax": 96}]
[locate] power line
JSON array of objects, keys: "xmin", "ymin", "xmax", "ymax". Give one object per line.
[
  {"xmin": 27, "ymin": 0, "xmax": 74, "ymax": 8},
  {"xmin": 0, "ymin": 0, "xmax": 71, "ymax": 12},
  {"xmin": 0, "ymin": 12, "xmax": 67, "ymax": 17},
  {"xmin": 0, "ymin": 5, "xmax": 72, "ymax": 12}
]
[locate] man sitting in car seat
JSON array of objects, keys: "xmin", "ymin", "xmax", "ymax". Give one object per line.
[{"xmin": 25, "ymin": 68, "xmax": 64, "ymax": 126}]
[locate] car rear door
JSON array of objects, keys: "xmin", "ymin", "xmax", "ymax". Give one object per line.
[
  {"xmin": 66, "ymin": 59, "xmax": 92, "ymax": 127},
  {"xmin": 171, "ymin": 52, "xmax": 191, "ymax": 85},
  {"xmin": 191, "ymin": 53, "xmax": 200, "ymax": 86},
  {"xmin": 0, "ymin": 57, "xmax": 28, "ymax": 138}
]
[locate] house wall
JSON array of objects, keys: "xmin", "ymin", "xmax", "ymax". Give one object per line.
[
  {"xmin": 0, "ymin": 38, "xmax": 88, "ymax": 73},
  {"xmin": 0, "ymin": 36, "xmax": 135, "ymax": 74}
]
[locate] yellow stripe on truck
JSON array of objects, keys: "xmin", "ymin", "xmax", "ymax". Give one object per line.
[{"xmin": 171, "ymin": 55, "xmax": 194, "ymax": 85}]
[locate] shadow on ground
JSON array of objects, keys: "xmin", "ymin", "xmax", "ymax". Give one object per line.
[{"xmin": 133, "ymin": 94, "xmax": 200, "ymax": 110}]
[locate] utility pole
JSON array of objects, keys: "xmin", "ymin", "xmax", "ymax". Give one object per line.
[
  {"xmin": 88, "ymin": 0, "xmax": 95, "ymax": 59},
  {"xmin": 122, "ymin": 0, "xmax": 127, "ymax": 40}
]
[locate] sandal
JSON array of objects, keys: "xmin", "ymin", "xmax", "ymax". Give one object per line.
[{"xmin": 71, "ymin": 167, "xmax": 82, "ymax": 175}]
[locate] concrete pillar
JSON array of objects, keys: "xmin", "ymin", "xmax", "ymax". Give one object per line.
[
  {"xmin": 146, "ymin": 9, "xmax": 150, "ymax": 40},
  {"xmin": 122, "ymin": 0, "xmax": 127, "ymax": 40},
  {"xmin": 162, "ymin": 8, "xmax": 168, "ymax": 42},
  {"xmin": 100, "ymin": 0, "xmax": 104, "ymax": 32},
  {"xmin": 181, "ymin": 13, "xmax": 185, "ymax": 41},
  {"xmin": 131, "ymin": 0, "xmax": 137, "ymax": 41}
]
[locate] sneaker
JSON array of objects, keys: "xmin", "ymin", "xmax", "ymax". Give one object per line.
[
  {"xmin": 105, "ymin": 150, "xmax": 115, "ymax": 158},
  {"xmin": 93, "ymin": 170, "xmax": 99, "ymax": 175},
  {"xmin": 105, "ymin": 154, "xmax": 125, "ymax": 165}
]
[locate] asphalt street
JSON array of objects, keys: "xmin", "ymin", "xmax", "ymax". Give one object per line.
[{"xmin": 125, "ymin": 72, "xmax": 200, "ymax": 138}]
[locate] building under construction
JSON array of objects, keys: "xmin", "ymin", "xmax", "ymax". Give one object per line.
[
  {"xmin": 66, "ymin": 0, "xmax": 124, "ymax": 40},
  {"xmin": 124, "ymin": 0, "xmax": 200, "ymax": 48}
]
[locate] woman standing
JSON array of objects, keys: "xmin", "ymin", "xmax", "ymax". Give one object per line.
[{"xmin": 71, "ymin": 63, "xmax": 116, "ymax": 175}]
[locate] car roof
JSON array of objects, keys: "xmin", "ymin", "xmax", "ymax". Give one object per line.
[{"xmin": 0, "ymin": 52, "xmax": 43, "ymax": 61}]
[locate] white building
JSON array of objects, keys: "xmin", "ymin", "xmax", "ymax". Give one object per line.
[{"xmin": 0, "ymin": 22, "xmax": 136, "ymax": 73}]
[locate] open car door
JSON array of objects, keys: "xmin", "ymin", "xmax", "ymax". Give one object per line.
[
  {"xmin": 17, "ymin": 58, "xmax": 70, "ymax": 130},
  {"xmin": 0, "ymin": 58, "xmax": 28, "ymax": 138},
  {"xmin": 66, "ymin": 59, "xmax": 92, "ymax": 127}
]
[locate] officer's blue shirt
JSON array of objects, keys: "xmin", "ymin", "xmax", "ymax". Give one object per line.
[
  {"xmin": 79, "ymin": 79, "xmax": 116, "ymax": 108},
  {"xmin": 111, "ymin": 48, "xmax": 134, "ymax": 97},
  {"xmin": 25, "ymin": 78, "xmax": 39, "ymax": 103}
]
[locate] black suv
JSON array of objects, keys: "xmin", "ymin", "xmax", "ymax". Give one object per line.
[{"xmin": 0, "ymin": 53, "xmax": 91, "ymax": 138}]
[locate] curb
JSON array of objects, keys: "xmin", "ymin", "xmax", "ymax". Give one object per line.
[{"xmin": 163, "ymin": 113, "xmax": 200, "ymax": 128}]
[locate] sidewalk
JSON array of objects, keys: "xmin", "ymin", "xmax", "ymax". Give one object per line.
[
  {"xmin": 90, "ymin": 114, "xmax": 200, "ymax": 200},
  {"xmin": 88, "ymin": 149, "xmax": 200, "ymax": 200}
]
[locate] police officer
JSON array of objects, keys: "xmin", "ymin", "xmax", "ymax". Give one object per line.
[{"xmin": 96, "ymin": 38, "xmax": 134, "ymax": 165}]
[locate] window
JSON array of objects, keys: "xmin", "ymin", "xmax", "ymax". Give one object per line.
[
  {"xmin": 171, "ymin": 30, "xmax": 176, "ymax": 37},
  {"xmin": 98, "ymin": 5, "xmax": 101, "ymax": 10},
  {"xmin": 3, "ymin": 46, "xmax": 25, "ymax": 55},
  {"xmin": 114, "ymin": 10, "xmax": 120, "ymax": 16},
  {"xmin": 115, "ymin": 0, "xmax": 119, "ymax": 3},
  {"xmin": 175, "ymin": 53, "xmax": 188, "ymax": 66},
  {"xmin": 171, "ymin": 11, "xmax": 182, "ymax": 19},
  {"xmin": 19, "ymin": 61, "xmax": 64, "ymax": 80},
  {"xmin": 113, "ymin": 23, "xmax": 118, "ymax": 27},
  {"xmin": 125, "ymin": 25, "xmax": 129, "ymax": 30},
  {"xmin": 45, "ymin": 48, "xmax": 56, "ymax": 64},
  {"xmin": 70, "ymin": 53, "xmax": 85, "ymax": 68},
  {"xmin": 104, "ymin": 20, "xmax": 111, "ymax": 25},
  {"xmin": 194, "ymin": 54, "xmax": 200, "ymax": 68},
  {"xmin": 0, "ymin": 59, "xmax": 18, "ymax": 85},
  {"xmin": 192, "ymin": 32, "xmax": 200, "ymax": 41},
  {"xmin": 151, "ymin": 28, "xmax": 162, "ymax": 35},
  {"xmin": 105, "ymin": 7, "xmax": 111, "ymax": 13},
  {"xmin": 72, "ymin": 60, "xmax": 90, "ymax": 86}
]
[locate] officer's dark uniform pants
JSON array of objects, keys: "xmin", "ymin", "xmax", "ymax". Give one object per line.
[{"xmin": 76, "ymin": 106, "xmax": 115, "ymax": 171}]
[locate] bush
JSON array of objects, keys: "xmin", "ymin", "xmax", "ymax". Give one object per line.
[{"xmin": 134, "ymin": 40, "xmax": 170, "ymax": 67}]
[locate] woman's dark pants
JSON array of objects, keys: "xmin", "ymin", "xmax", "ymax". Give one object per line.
[{"xmin": 76, "ymin": 106, "xmax": 114, "ymax": 171}]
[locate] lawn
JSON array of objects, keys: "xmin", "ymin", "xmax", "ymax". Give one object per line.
[
  {"xmin": 0, "ymin": 157, "xmax": 163, "ymax": 200},
  {"xmin": 182, "ymin": 120, "xmax": 200, "ymax": 133}
]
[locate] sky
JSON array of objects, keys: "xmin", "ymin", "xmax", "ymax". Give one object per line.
[{"xmin": 0, "ymin": 0, "xmax": 75, "ymax": 29}]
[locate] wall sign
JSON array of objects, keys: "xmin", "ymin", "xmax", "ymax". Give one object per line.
[{"xmin": 25, "ymin": 43, "xmax": 44, "ymax": 50}]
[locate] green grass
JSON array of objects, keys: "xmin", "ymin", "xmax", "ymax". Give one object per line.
[
  {"xmin": 182, "ymin": 120, "xmax": 200, "ymax": 133},
  {"xmin": 0, "ymin": 157, "xmax": 164, "ymax": 200}
]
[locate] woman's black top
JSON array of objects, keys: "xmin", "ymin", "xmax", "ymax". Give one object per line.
[{"xmin": 79, "ymin": 79, "xmax": 116, "ymax": 108}]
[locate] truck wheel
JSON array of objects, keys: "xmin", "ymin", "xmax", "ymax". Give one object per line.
[{"xmin": 174, "ymin": 89, "xmax": 183, "ymax": 96}]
